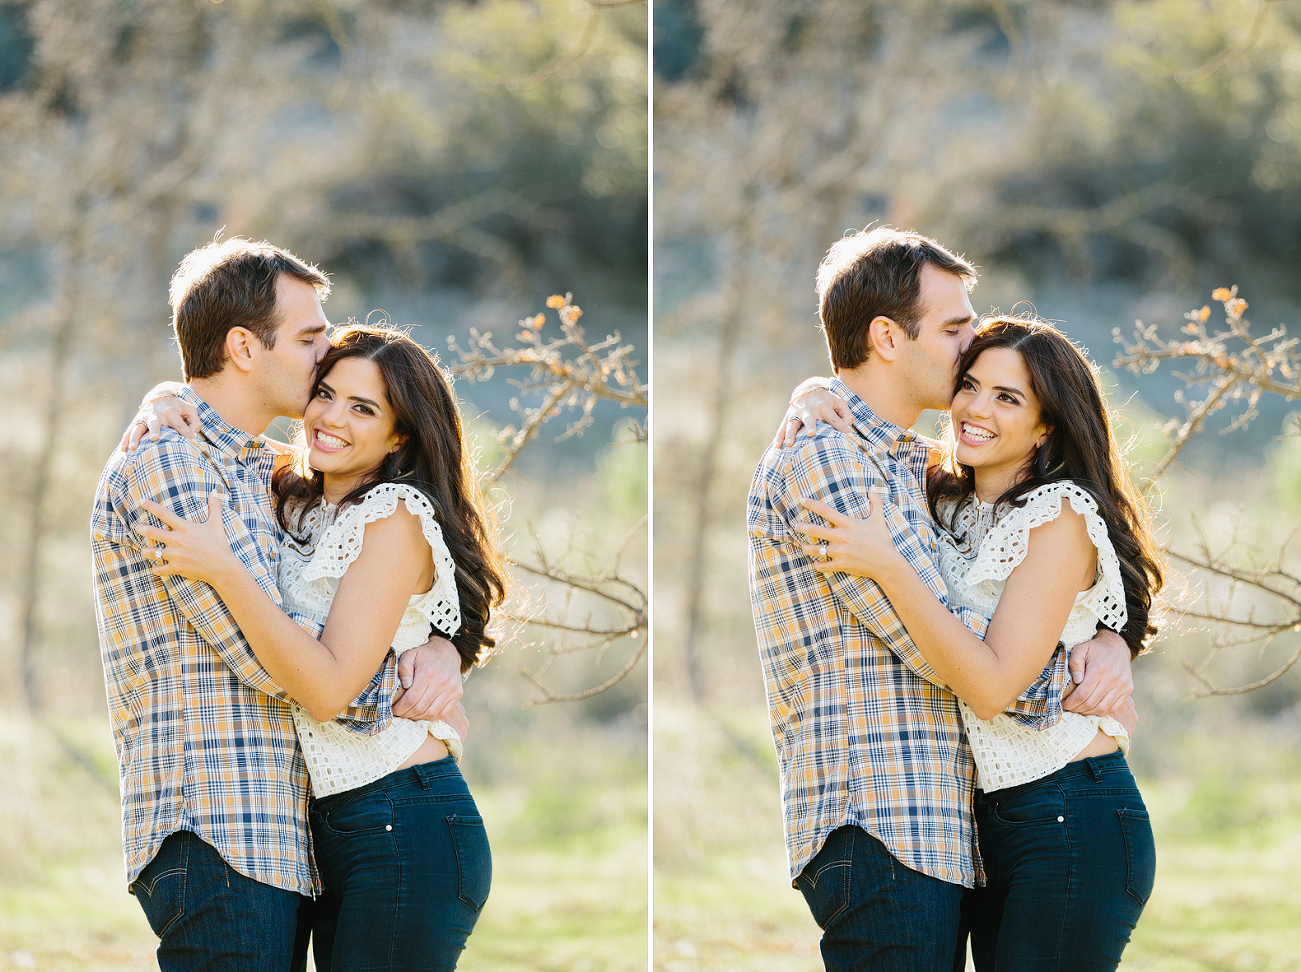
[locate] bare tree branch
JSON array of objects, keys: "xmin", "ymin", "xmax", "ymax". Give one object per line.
[
  {"xmin": 452, "ymin": 296, "xmax": 647, "ymax": 703},
  {"xmin": 504, "ymin": 0, "xmax": 646, "ymax": 92},
  {"xmin": 1176, "ymin": 0, "xmax": 1282, "ymax": 84},
  {"xmin": 1117, "ymin": 286, "xmax": 1301, "ymax": 697}
]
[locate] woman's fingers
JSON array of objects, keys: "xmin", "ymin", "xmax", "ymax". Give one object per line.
[
  {"xmin": 205, "ymin": 489, "xmax": 223, "ymax": 522},
  {"xmin": 122, "ymin": 422, "xmax": 142, "ymax": 452},
  {"xmin": 138, "ymin": 498, "xmax": 183, "ymax": 528},
  {"xmin": 798, "ymin": 518, "xmax": 835, "ymax": 541},
  {"xmin": 797, "ymin": 496, "xmax": 848, "ymax": 523},
  {"xmin": 136, "ymin": 522, "xmax": 168, "ymax": 543},
  {"xmin": 773, "ymin": 412, "xmax": 803, "ymax": 449}
]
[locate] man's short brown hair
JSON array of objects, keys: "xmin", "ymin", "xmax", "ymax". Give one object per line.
[
  {"xmin": 169, "ymin": 238, "xmax": 331, "ymax": 381},
  {"xmin": 816, "ymin": 227, "xmax": 976, "ymax": 371}
]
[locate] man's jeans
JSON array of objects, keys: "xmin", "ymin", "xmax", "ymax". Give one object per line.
[
  {"xmin": 795, "ymin": 825, "xmax": 966, "ymax": 972},
  {"xmin": 130, "ymin": 830, "xmax": 312, "ymax": 971}
]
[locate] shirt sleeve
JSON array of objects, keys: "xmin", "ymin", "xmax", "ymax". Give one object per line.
[
  {"xmin": 121, "ymin": 438, "xmax": 394, "ymax": 735},
  {"xmin": 782, "ymin": 431, "xmax": 952, "ymax": 688}
]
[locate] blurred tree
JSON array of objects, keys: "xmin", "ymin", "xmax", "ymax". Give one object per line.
[
  {"xmin": 654, "ymin": 0, "xmax": 1079, "ymax": 700},
  {"xmin": 0, "ymin": 0, "xmax": 646, "ymax": 713},
  {"xmin": 654, "ymin": 0, "xmax": 1301, "ymax": 707}
]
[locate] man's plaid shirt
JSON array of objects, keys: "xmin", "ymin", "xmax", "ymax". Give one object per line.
[
  {"xmin": 747, "ymin": 379, "xmax": 1069, "ymax": 887},
  {"xmin": 92, "ymin": 389, "xmax": 396, "ymax": 896}
]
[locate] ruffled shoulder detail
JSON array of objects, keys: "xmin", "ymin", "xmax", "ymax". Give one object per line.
[
  {"xmin": 301, "ymin": 483, "xmax": 461, "ymax": 637},
  {"xmin": 966, "ymin": 481, "xmax": 1128, "ymax": 635}
]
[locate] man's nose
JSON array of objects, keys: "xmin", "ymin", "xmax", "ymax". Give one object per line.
[{"xmin": 958, "ymin": 323, "xmax": 976, "ymax": 352}]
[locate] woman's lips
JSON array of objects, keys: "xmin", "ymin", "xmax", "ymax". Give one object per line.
[
  {"xmin": 958, "ymin": 421, "xmax": 996, "ymax": 447},
  {"xmin": 312, "ymin": 428, "xmax": 350, "ymax": 452}
]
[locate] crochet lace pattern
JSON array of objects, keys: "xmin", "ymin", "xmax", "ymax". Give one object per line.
[
  {"xmin": 279, "ymin": 483, "xmax": 463, "ymax": 796},
  {"xmin": 939, "ymin": 482, "xmax": 1130, "ymax": 792}
]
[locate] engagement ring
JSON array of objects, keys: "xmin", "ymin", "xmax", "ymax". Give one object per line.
[{"xmin": 818, "ymin": 542, "xmax": 828, "ymax": 561}]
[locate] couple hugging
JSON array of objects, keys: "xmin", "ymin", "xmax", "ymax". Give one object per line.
[
  {"xmin": 92, "ymin": 238, "xmax": 506, "ymax": 970},
  {"xmin": 748, "ymin": 227, "xmax": 1163, "ymax": 971}
]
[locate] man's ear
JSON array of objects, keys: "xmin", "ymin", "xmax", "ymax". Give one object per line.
[
  {"xmin": 224, "ymin": 327, "xmax": 259, "ymax": 375},
  {"xmin": 868, "ymin": 316, "xmax": 902, "ymax": 363}
]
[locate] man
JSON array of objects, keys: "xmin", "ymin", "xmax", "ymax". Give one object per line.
[
  {"xmin": 747, "ymin": 227, "xmax": 1132, "ymax": 970},
  {"xmin": 91, "ymin": 238, "xmax": 465, "ymax": 969}
]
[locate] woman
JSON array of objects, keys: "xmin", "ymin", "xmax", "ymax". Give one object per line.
[
  {"xmin": 787, "ymin": 316, "xmax": 1162, "ymax": 970},
  {"xmin": 134, "ymin": 323, "xmax": 507, "ymax": 971}
]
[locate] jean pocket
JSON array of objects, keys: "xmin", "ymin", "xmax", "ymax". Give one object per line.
[
  {"xmin": 323, "ymin": 792, "xmax": 394, "ymax": 837},
  {"xmin": 989, "ymin": 785, "xmax": 1066, "ymax": 826},
  {"xmin": 1118, "ymin": 807, "xmax": 1156, "ymax": 906},
  {"xmin": 794, "ymin": 830, "xmax": 853, "ymax": 929},
  {"xmin": 447, "ymin": 814, "xmax": 492, "ymax": 912},
  {"xmin": 130, "ymin": 833, "xmax": 189, "ymax": 937}
]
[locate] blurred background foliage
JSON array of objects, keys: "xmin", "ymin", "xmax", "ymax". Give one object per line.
[
  {"xmin": 654, "ymin": 1, "xmax": 1301, "ymax": 969},
  {"xmin": 0, "ymin": 0, "xmax": 646, "ymax": 967}
]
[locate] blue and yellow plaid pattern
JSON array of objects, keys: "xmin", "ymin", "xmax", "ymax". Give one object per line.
[
  {"xmin": 748, "ymin": 378, "xmax": 1068, "ymax": 887},
  {"xmin": 91, "ymin": 388, "xmax": 396, "ymax": 895}
]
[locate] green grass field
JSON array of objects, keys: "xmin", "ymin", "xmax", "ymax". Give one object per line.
[
  {"xmin": 0, "ymin": 714, "xmax": 647, "ymax": 971},
  {"xmin": 654, "ymin": 703, "xmax": 1301, "ymax": 972}
]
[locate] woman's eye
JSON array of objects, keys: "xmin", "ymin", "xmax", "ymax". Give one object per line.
[
  {"xmin": 355, "ymin": 405, "xmax": 375, "ymax": 416},
  {"xmin": 999, "ymin": 393, "xmax": 1018, "ymax": 405}
]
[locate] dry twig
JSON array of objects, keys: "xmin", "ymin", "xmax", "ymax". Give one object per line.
[
  {"xmin": 452, "ymin": 294, "xmax": 647, "ymax": 703},
  {"xmin": 1116, "ymin": 288, "xmax": 1301, "ymax": 695}
]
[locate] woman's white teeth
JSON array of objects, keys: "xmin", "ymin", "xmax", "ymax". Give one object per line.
[
  {"xmin": 317, "ymin": 431, "xmax": 348, "ymax": 448},
  {"xmin": 963, "ymin": 423, "xmax": 995, "ymax": 441}
]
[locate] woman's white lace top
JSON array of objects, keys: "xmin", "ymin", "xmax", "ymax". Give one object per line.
[
  {"xmin": 278, "ymin": 482, "xmax": 463, "ymax": 797},
  {"xmin": 937, "ymin": 481, "xmax": 1130, "ymax": 793}
]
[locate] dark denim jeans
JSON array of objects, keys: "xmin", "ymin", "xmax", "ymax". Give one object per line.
[
  {"xmin": 309, "ymin": 756, "xmax": 491, "ymax": 972},
  {"xmin": 795, "ymin": 824, "xmax": 967, "ymax": 972},
  {"xmin": 965, "ymin": 751, "xmax": 1156, "ymax": 971},
  {"xmin": 130, "ymin": 829, "xmax": 313, "ymax": 971}
]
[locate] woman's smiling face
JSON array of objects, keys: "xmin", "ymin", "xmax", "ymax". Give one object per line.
[
  {"xmin": 951, "ymin": 346, "xmax": 1051, "ymax": 495},
  {"xmin": 303, "ymin": 355, "xmax": 405, "ymax": 501}
]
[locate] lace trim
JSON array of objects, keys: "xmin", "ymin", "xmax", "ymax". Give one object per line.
[
  {"xmin": 945, "ymin": 482, "xmax": 1128, "ymax": 637},
  {"xmin": 284, "ymin": 483, "xmax": 461, "ymax": 637}
]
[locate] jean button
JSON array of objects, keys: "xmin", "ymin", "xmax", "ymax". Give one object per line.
[
  {"xmin": 386, "ymin": 824, "xmax": 393, "ymax": 832},
  {"xmin": 1057, "ymin": 816, "xmax": 1064, "ymax": 822}
]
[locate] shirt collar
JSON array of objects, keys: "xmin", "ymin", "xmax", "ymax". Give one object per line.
[
  {"xmin": 825, "ymin": 376, "xmax": 921, "ymax": 456},
  {"xmin": 178, "ymin": 387, "xmax": 268, "ymax": 465}
]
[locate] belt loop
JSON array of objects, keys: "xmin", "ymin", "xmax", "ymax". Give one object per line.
[
  {"xmin": 417, "ymin": 762, "xmax": 432, "ymax": 789},
  {"xmin": 1087, "ymin": 758, "xmax": 1104, "ymax": 783}
]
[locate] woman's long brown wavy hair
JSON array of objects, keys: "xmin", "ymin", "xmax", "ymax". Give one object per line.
[
  {"xmin": 927, "ymin": 316, "xmax": 1163, "ymax": 657},
  {"xmin": 273, "ymin": 323, "xmax": 507, "ymax": 671}
]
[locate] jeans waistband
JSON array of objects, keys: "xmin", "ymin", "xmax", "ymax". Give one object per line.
[
  {"xmin": 311, "ymin": 755, "xmax": 465, "ymax": 813},
  {"xmin": 976, "ymin": 750, "xmax": 1132, "ymax": 800}
]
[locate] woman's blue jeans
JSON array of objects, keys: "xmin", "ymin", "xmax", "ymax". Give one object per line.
[
  {"xmin": 965, "ymin": 751, "xmax": 1156, "ymax": 971},
  {"xmin": 309, "ymin": 757, "xmax": 492, "ymax": 972}
]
